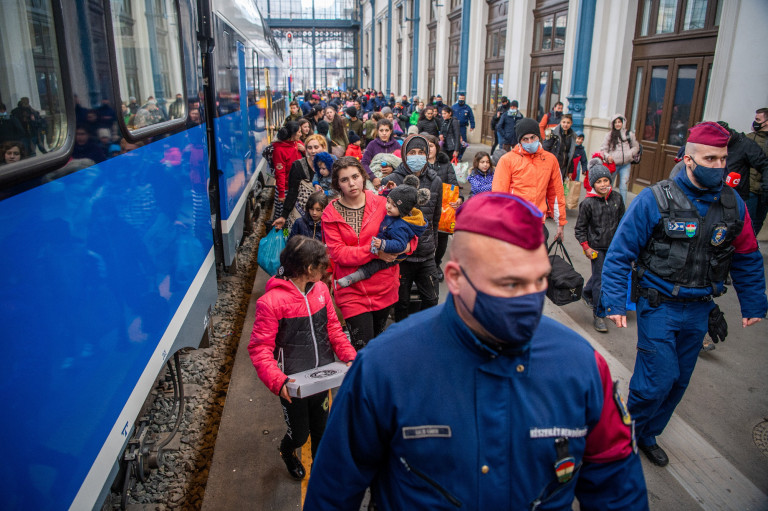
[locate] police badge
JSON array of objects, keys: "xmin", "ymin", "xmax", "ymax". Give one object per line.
[
  {"xmin": 685, "ymin": 222, "xmax": 697, "ymax": 238},
  {"xmin": 711, "ymin": 224, "xmax": 728, "ymax": 246}
]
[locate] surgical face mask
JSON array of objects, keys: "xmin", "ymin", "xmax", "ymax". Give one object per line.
[
  {"xmin": 507, "ymin": 108, "xmax": 517, "ymax": 116},
  {"xmin": 522, "ymin": 141, "xmax": 540, "ymax": 154},
  {"xmin": 406, "ymin": 154, "xmax": 427, "ymax": 173},
  {"xmin": 459, "ymin": 267, "xmax": 545, "ymax": 351},
  {"xmin": 688, "ymin": 156, "xmax": 724, "ymax": 190}
]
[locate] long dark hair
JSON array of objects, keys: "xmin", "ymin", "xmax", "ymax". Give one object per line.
[
  {"xmin": 608, "ymin": 117, "xmax": 627, "ymax": 151},
  {"xmin": 472, "ymin": 151, "xmax": 494, "ymax": 175},
  {"xmin": 279, "ymin": 235, "xmax": 329, "ymax": 278}
]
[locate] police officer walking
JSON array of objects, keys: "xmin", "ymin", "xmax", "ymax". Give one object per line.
[
  {"xmin": 600, "ymin": 122, "xmax": 767, "ymax": 467},
  {"xmin": 452, "ymin": 93, "xmax": 475, "ymax": 159},
  {"xmin": 305, "ymin": 193, "xmax": 648, "ymax": 510}
]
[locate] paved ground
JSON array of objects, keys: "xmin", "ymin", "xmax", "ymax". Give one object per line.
[{"xmin": 203, "ymin": 144, "xmax": 768, "ymax": 510}]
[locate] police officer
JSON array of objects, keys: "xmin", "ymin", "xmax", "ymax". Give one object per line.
[
  {"xmin": 452, "ymin": 93, "xmax": 475, "ymax": 158},
  {"xmin": 600, "ymin": 121, "xmax": 767, "ymax": 467},
  {"xmin": 305, "ymin": 193, "xmax": 648, "ymax": 510}
]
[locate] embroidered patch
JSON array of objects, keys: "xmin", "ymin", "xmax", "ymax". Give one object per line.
[
  {"xmin": 529, "ymin": 427, "xmax": 588, "ymax": 439},
  {"xmin": 667, "ymin": 220, "xmax": 686, "ymax": 232},
  {"xmin": 685, "ymin": 222, "xmax": 697, "ymax": 238},
  {"xmin": 402, "ymin": 425, "xmax": 452, "ymax": 439},
  {"xmin": 711, "ymin": 225, "xmax": 728, "ymax": 246},
  {"xmin": 554, "ymin": 457, "xmax": 576, "ymax": 483}
]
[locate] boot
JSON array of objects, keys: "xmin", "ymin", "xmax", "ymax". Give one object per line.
[
  {"xmin": 593, "ymin": 315, "xmax": 608, "ymax": 333},
  {"xmin": 279, "ymin": 448, "xmax": 306, "ymax": 480}
]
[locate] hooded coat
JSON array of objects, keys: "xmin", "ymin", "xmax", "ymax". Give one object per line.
[
  {"xmin": 361, "ymin": 137, "xmax": 400, "ymax": 179},
  {"xmin": 599, "ymin": 114, "xmax": 640, "ymax": 166}
]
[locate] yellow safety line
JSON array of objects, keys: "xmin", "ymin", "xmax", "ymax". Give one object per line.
[{"xmin": 300, "ymin": 391, "xmax": 332, "ymax": 509}]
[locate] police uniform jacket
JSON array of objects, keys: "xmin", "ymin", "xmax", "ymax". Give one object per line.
[
  {"xmin": 304, "ymin": 296, "xmax": 648, "ymax": 510},
  {"xmin": 600, "ymin": 171, "xmax": 767, "ymax": 318},
  {"xmin": 452, "ymin": 102, "xmax": 475, "ymax": 129}
]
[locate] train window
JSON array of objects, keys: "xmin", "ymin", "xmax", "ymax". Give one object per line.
[
  {"xmin": 109, "ymin": 0, "xmax": 186, "ymax": 133},
  {"xmin": 0, "ymin": 0, "xmax": 68, "ymax": 167}
]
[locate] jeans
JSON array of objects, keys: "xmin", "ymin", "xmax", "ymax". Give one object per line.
[
  {"xmin": 394, "ymin": 259, "xmax": 440, "ymax": 321},
  {"xmin": 627, "ymin": 296, "xmax": 713, "ymax": 446},
  {"xmin": 614, "ymin": 163, "xmax": 631, "ymax": 204},
  {"xmin": 583, "ymin": 249, "xmax": 605, "ymax": 314},
  {"xmin": 745, "ymin": 192, "xmax": 768, "ymax": 237}
]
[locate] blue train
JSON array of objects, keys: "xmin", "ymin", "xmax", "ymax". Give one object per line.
[{"xmin": 0, "ymin": 0, "xmax": 285, "ymax": 509}]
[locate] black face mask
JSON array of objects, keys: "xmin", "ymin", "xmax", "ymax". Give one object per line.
[{"xmin": 753, "ymin": 119, "xmax": 766, "ymax": 131}]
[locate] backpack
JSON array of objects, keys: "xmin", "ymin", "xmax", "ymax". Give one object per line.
[
  {"xmin": 261, "ymin": 143, "xmax": 276, "ymax": 177},
  {"xmin": 546, "ymin": 240, "xmax": 584, "ymax": 305}
]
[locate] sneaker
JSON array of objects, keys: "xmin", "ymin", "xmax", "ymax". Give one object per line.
[
  {"xmin": 279, "ymin": 448, "xmax": 306, "ymax": 480},
  {"xmin": 638, "ymin": 443, "xmax": 669, "ymax": 467},
  {"xmin": 593, "ymin": 315, "xmax": 608, "ymax": 333},
  {"xmin": 701, "ymin": 335, "xmax": 716, "ymax": 352},
  {"xmin": 582, "ymin": 294, "xmax": 594, "ymax": 309},
  {"xmin": 436, "ymin": 267, "xmax": 444, "ymax": 282}
]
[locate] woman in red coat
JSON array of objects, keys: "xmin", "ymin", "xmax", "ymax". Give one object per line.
[
  {"xmin": 272, "ymin": 121, "xmax": 302, "ymax": 215},
  {"xmin": 322, "ymin": 156, "xmax": 405, "ymax": 349}
]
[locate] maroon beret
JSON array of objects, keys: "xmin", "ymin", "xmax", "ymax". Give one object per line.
[
  {"xmin": 454, "ymin": 192, "xmax": 545, "ymax": 250},
  {"xmin": 687, "ymin": 121, "xmax": 730, "ymax": 147}
]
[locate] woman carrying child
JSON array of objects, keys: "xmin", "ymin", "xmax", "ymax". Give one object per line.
[
  {"xmin": 468, "ymin": 151, "xmax": 495, "ymax": 197},
  {"xmin": 322, "ymin": 156, "xmax": 407, "ymax": 349},
  {"xmin": 248, "ymin": 235, "xmax": 357, "ymax": 480}
]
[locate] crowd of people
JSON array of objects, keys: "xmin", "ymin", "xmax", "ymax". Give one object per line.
[{"xmin": 249, "ymin": 86, "xmax": 767, "ymax": 510}]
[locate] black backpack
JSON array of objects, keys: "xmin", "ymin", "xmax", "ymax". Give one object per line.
[
  {"xmin": 546, "ymin": 240, "xmax": 584, "ymax": 305},
  {"xmin": 261, "ymin": 143, "xmax": 276, "ymax": 176}
]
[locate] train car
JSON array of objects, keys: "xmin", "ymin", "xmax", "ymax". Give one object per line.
[{"xmin": 0, "ymin": 0, "xmax": 284, "ymax": 509}]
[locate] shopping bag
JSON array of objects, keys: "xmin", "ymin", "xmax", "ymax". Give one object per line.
[
  {"xmin": 546, "ymin": 240, "xmax": 584, "ymax": 305},
  {"xmin": 451, "ymin": 156, "xmax": 470, "ymax": 184},
  {"xmin": 439, "ymin": 183, "xmax": 460, "ymax": 233},
  {"xmin": 258, "ymin": 227, "xmax": 287, "ymax": 276},
  {"xmin": 565, "ymin": 177, "xmax": 582, "ymax": 210}
]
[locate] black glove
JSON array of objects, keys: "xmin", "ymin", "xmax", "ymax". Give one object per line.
[{"xmin": 708, "ymin": 304, "xmax": 728, "ymax": 343}]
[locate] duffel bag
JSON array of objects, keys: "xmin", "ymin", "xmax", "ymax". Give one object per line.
[{"xmin": 546, "ymin": 240, "xmax": 584, "ymax": 305}]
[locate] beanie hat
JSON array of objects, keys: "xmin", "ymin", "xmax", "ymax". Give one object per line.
[
  {"xmin": 380, "ymin": 106, "xmax": 392, "ymax": 115},
  {"xmin": 347, "ymin": 130, "xmax": 361, "ymax": 144},
  {"xmin": 345, "ymin": 106, "xmax": 357, "ymax": 118},
  {"xmin": 514, "ymin": 118, "xmax": 540, "ymax": 142},
  {"xmin": 401, "ymin": 134, "xmax": 429, "ymax": 172},
  {"xmin": 588, "ymin": 158, "xmax": 612, "ymax": 187},
  {"xmin": 510, "ymin": 100, "xmax": 519, "ymax": 107},
  {"xmin": 407, "ymin": 125, "xmax": 418, "ymax": 135},
  {"xmin": 388, "ymin": 174, "xmax": 420, "ymax": 215}
]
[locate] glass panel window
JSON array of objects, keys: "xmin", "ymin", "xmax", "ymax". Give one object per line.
[
  {"xmin": 640, "ymin": 0, "xmax": 652, "ymax": 36},
  {"xmin": 498, "ymin": 30, "xmax": 506, "ymax": 58},
  {"xmin": 492, "ymin": 32, "xmax": 499, "ymax": 58},
  {"xmin": 537, "ymin": 71, "xmax": 549, "ymax": 121},
  {"xmin": 643, "ymin": 66, "xmax": 668, "ymax": 142},
  {"xmin": 714, "ymin": 0, "xmax": 723, "ymax": 26},
  {"xmin": 542, "ymin": 17, "xmax": 553, "ymax": 50},
  {"xmin": 656, "ymin": 0, "xmax": 678, "ymax": 34},
  {"xmin": 111, "ymin": 0, "xmax": 185, "ymax": 132},
  {"xmin": 534, "ymin": 20, "xmax": 542, "ymax": 51},
  {"xmin": 554, "ymin": 15, "xmax": 566, "ymax": 48},
  {"xmin": 630, "ymin": 67, "xmax": 644, "ymax": 129},
  {"xmin": 550, "ymin": 69, "xmax": 561, "ymax": 112},
  {"xmin": 0, "ymin": 0, "xmax": 68, "ymax": 165},
  {"xmin": 683, "ymin": 0, "xmax": 707, "ymax": 30},
  {"xmin": 668, "ymin": 65, "xmax": 697, "ymax": 146}
]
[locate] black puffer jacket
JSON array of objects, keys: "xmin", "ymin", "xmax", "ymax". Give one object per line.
[
  {"xmin": 441, "ymin": 117, "xmax": 461, "ymax": 154},
  {"xmin": 381, "ymin": 164, "xmax": 443, "ymax": 261},
  {"xmin": 431, "ymin": 151, "xmax": 464, "ymax": 201},
  {"xmin": 574, "ymin": 190, "xmax": 625, "ymax": 251},
  {"xmin": 417, "ymin": 117, "xmax": 441, "ymax": 137},
  {"xmin": 722, "ymin": 130, "xmax": 768, "ymax": 199}
]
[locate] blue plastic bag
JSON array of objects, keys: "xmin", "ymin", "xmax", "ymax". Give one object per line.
[{"xmin": 258, "ymin": 227, "xmax": 287, "ymax": 276}]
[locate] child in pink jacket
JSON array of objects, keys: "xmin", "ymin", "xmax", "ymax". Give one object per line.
[{"xmin": 248, "ymin": 235, "xmax": 356, "ymax": 481}]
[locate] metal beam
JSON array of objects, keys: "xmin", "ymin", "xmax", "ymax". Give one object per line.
[
  {"xmin": 566, "ymin": 0, "xmax": 597, "ymax": 134},
  {"xmin": 386, "ymin": 0, "xmax": 393, "ymax": 95},
  {"xmin": 410, "ymin": 0, "xmax": 420, "ymax": 98},
  {"xmin": 265, "ymin": 18, "xmax": 361, "ymax": 29},
  {"xmin": 457, "ymin": 0, "xmax": 471, "ymax": 97}
]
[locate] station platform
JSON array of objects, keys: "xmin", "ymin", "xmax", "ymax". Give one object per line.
[{"xmin": 201, "ymin": 145, "xmax": 768, "ymax": 510}]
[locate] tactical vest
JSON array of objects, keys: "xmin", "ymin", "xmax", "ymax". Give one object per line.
[{"xmin": 638, "ymin": 180, "xmax": 743, "ymax": 292}]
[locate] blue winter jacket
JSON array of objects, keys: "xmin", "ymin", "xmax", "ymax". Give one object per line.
[
  {"xmin": 599, "ymin": 171, "xmax": 767, "ymax": 318},
  {"xmin": 288, "ymin": 212, "xmax": 322, "ymax": 242},
  {"xmin": 452, "ymin": 102, "xmax": 475, "ymax": 128},
  {"xmin": 304, "ymin": 296, "xmax": 648, "ymax": 511},
  {"xmin": 377, "ymin": 209, "xmax": 427, "ymax": 257},
  {"xmin": 497, "ymin": 109, "xmax": 524, "ymax": 146}
]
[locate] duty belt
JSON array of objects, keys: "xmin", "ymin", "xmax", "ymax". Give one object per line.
[{"xmin": 638, "ymin": 287, "xmax": 713, "ymax": 307}]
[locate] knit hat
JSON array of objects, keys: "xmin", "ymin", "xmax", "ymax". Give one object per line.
[
  {"xmin": 514, "ymin": 118, "xmax": 540, "ymax": 142},
  {"xmin": 345, "ymin": 106, "xmax": 357, "ymax": 118},
  {"xmin": 388, "ymin": 174, "xmax": 420, "ymax": 215},
  {"xmin": 510, "ymin": 100, "xmax": 519, "ymax": 107},
  {"xmin": 455, "ymin": 192, "xmax": 545, "ymax": 250},
  {"xmin": 588, "ymin": 158, "xmax": 612, "ymax": 187},
  {"xmin": 380, "ymin": 106, "xmax": 392, "ymax": 115},
  {"xmin": 347, "ymin": 130, "xmax": 360, "ymax": 144},
  {"xmin": 407, "ymin": 125, "xmax": 418, "ymax": 135},
  {"xmin": 401, "ymin": 134, "xmax": 429, "ymax": 172}
]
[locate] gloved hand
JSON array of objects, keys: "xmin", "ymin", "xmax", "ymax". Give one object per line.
[{"xmin": 708, "ymin": 304, "xmax": 728, "ymax": 343}]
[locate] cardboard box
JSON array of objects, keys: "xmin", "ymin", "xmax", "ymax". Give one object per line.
[{"xmin": 285, "ymin": 362, "xmax": 350, "ymax": 398}]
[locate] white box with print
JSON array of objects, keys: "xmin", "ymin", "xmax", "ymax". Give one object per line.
[{"xmin": 285, "ymin": 362, "xmax": 350, "ymax": 398}]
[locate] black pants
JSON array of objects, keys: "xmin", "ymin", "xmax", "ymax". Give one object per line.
[
  {"xmin": 394, "ymin": 259, "xmax": 440, "ymax": 322},
  {"xmin": 279, "ymin": 391, "xmax": 329, "ymax": 459},
  {"xmin": 356, "ymin": 258, "xmax": 397, "ymax": 280},
  {"xmin": 345, "ymin": 306, "xmax": 393, "ymax": 350},
  {"xmin": 583, "ymin": 249, "xmax": 606, "ymax": 314},
  {"xmin": 435, "ymin": 232, "xmax": 450, "ymax": 267}
]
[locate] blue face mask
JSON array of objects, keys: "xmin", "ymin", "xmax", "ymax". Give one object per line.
[
  {"xmin": 459, "ymin": 267, "xmax": 545, "ymax": 351},
  {"xmin": 406, "ymin": 154, "xmax": 427, "ymax": 173},
  {"xmin": 689, "ymin": 156, "xmax": 724, "ymax": 190},
  {"xmin": 522, "ymin": 141, "xmax": 540, "ymax": 154}
]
